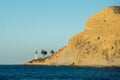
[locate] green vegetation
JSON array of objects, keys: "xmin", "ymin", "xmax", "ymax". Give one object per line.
[
  {"xmin": 50, "ymin": 50, "xmax": 54, "ymax": 54},
  {"xmin": 41, "ymin": 50, "xmax": 47, "ymax": 55}
]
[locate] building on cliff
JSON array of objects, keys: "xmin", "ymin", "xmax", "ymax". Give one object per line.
[{"xmin": 34, "ymin": 50, "xmax": 38, "ymax": 60}]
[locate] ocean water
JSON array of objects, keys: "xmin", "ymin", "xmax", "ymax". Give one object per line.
[{"xmin": 0, "ymin": 65, "xmax": 120, "ymax": 80}]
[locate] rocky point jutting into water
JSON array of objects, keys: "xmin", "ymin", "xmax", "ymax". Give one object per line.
[{"xmin": 26, "ymin": 6, "xmax": 120, "ymax": 67}]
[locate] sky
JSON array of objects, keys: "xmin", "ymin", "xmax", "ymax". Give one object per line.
[{"xmin": 0, "ymin": 0, "xmax": 120, "ymax": 64}]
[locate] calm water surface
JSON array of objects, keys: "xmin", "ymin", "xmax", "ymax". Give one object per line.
[{"xmin": 0, "ymin": 65, "xmax": 120, "ymax": 80}]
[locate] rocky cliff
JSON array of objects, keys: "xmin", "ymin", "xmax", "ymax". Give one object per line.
[{"xmin": 26, "ymin": 6, "xmax": 120, "ymax": 67}]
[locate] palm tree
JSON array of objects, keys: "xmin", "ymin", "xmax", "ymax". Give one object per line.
[
  {"xmin": 50, "ymin": 50, "xmax": 54, "ymax": 54},
  {"xmin": 41, "ymin": 50, "xmax": 47, "ymax": 55}
]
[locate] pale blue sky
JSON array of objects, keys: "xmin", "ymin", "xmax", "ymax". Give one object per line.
[{"xmin": 0, "ymin": 0, "xmax": 120, "ymax": 64}]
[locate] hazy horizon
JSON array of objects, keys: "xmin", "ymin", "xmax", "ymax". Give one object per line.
[{"xmin": 0, "ymin": 0, "xmax": 120, "ymax": 64}]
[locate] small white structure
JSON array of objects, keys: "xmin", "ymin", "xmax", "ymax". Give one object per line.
[{"xmin": 34, "ymin": 50, "xmax": 38, "ymax": 59}]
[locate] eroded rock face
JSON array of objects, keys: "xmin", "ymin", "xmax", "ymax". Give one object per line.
[
  {"xmin": 65, "ymin": 6, "xmax": 120, "ymax": 66},
  {"xmin": 26, "ymin": 6, "xmax": 120, "ymax": 66}
]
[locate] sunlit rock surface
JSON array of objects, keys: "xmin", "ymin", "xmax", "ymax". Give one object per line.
[{"xmin": 26, "ymin": 6, "xmax": 120, "ymax": 67}]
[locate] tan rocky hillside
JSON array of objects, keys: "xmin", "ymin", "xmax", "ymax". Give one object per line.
[{"xmin": 26, "ymin": 6, "xmax": 120, "ymax": 67}]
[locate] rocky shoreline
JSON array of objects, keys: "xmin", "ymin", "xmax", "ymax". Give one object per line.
[{"xmin": 25, "ymin": 6, "xmax": 120, "ymax": 67}]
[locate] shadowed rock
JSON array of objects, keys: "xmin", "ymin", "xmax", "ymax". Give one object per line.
[{"xmin": 110, "ymin": 6, "xmax": 120, "ymax": 14}]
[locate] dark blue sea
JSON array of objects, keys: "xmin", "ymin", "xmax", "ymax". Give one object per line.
[{"xmin": 0, "ymin": 65, "xmax": 120, "ymax": 80}]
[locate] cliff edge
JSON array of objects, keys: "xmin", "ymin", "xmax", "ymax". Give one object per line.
[{"xmin": 26, "ymin": 6, "xmax": 120, "ymax": 67}]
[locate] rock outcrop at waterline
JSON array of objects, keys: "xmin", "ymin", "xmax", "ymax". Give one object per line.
[{"xmin": 26, "ymin": 6, "xmax": 120, "ymax": 67}]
